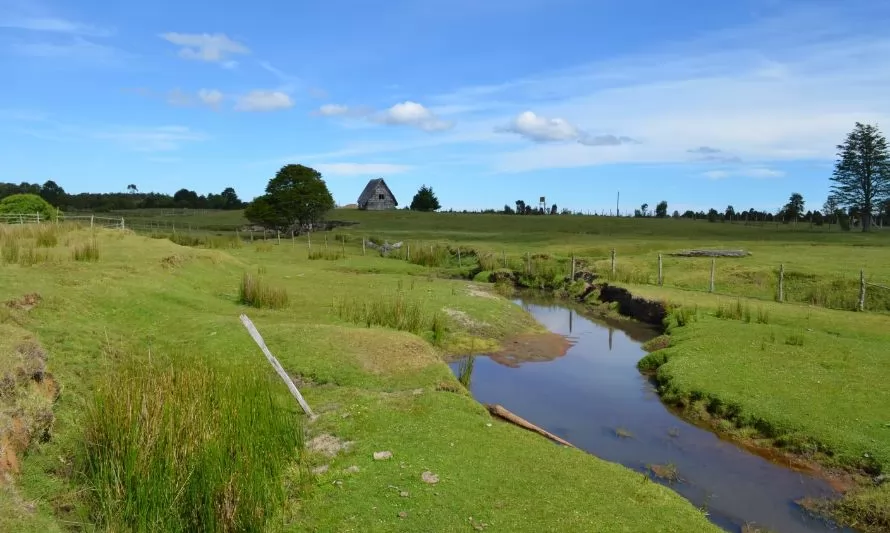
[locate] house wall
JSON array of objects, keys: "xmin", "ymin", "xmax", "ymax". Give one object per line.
[{"xmin": 363, "ymin": 183, "xmax": 396, "ymax": 210}]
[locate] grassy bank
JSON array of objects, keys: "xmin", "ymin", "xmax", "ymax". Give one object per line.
[{"xmin": 0, "ymin": 225, "xmax": 719, "ymax": 532}]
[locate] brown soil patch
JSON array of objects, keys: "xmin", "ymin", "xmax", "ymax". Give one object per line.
[
  {"xmin": 4, "ymin": 293, "xmax": 41, "ymax": 312},
  {"xmin": 488, "ymin": 332, "xmax": 573, "ymax": 368},
  {"xmin": 466, "ymin": 285, "xmax": 497, "ymax": 299},
  {"xmin": 307, "ymin": 433, "xmax": 353, "ymax": 458}
]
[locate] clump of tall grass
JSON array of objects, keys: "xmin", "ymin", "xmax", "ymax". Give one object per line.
[
  {"xmin": 715, "ymin": 299, "xmax": 748, "ymax": 321},
  {"xmin": 672, "ymin": 305, "xmax": 698, "ymax": 327},
  {"xmin": 456, "ymin": 355, "xmax": 476, "ymax": 388},
  {"xmin": 336, "ymin": 292, "xmax": 443, "ymax": 337},
  {"xmin": 80, "ymin": 362, "xmax": 303, "ymax": 533},
  {"xmin": 17, "ymin": 247, "xmax": 51, "ymax": 266},
  {"xmin": 477, "ymin": 252, "xmax": 499, "ymax": 272},
  {"xmin": 205, "ymin": 234, "xmax": 242, "ymax": 249},
  {"xmin": 239, "ymin": 273, "xmax": 289, "ymax": 309},
  {"xmin": 2, "ymin": 239, "xmax": 20, "ymax": 264},
  {"xmin": 308, "ymin": 249, "xmax": 345, "ymax": 260},
  {"xmin": 785, "ymin": 332, "xmax": 805, "ymax": 346},
  {"xmin": 73, "ymin": 240, "xmax": 100, "ymax": 262},
  {"xmin": 756, "ymin": 307, "xmax": 770, "ymax": 324},
  {"xmin": 409, "ymin": 244, "xmax": 452, "ymax": 267},
  {"xmin": 35, "ymin": 226, "xmax": 60, "ymax": 247}
]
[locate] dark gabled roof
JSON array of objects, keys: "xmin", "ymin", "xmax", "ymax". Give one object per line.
[{"xmin": 357, "ymin": 178, "xmax": 398, "ymax": 206}]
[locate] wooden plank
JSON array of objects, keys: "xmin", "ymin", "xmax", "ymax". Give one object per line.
[{"xmin": 240, "ymin": 314, "xmax": 316, "ymax": 419}]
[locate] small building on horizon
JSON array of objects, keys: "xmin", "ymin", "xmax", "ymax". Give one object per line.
[{"xmin": 357, "ymin": 178, "xmax": 398, "ymax": 210}]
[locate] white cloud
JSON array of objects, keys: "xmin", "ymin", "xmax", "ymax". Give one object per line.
[
  {"xmin": 315, "ymin": 163, "xmax": 413, "ymax": 176},
  {"xmin": 93, "ymin": 125, "xmax": 207, "ymax": 152},
  {"xmin": 165, "ymin": 88, "xmax": 225, "ymax": 109},
  {"xmin": 11, "ymin": 37, "xmax": 123, "ymax": 63},
  {"xmin": 377, "ymin": 101, "xmax": 453, "ymax": 132},
  {"xmin": 318, "ymin": 104, "xmax": 350, "ymax": 116},
  {"xmin": 198, "ymin": 89, "xmax": 224, "ymax": 108},
  {"xmin": 703, "ymin": 167, "xmax": 785, "ymax": 180},
  {"xmin": 0, "ymin": 16, "xmax": 112, "ymax": 36},
  {"xmin": 234, "ymin": 90, "xmax": 293, "ymax": 112},
  {"xmin": 159, "ymin": 32, "xmax": 249, "ymax": 64},
  {"xmin": 502, "ymin": 111, "xmax": 580, "ymax": 142}
]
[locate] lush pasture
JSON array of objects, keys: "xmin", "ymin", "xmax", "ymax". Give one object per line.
[{"xmin": 0, "ymin": 223, "xmax": 718, "ymax": 532}]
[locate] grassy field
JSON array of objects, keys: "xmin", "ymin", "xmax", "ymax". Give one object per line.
[{"xmin": 0, "ymin": 222, "xmax": 719, "ymax": 532}]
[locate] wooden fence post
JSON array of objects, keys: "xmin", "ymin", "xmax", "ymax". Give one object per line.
[
  {"xmin": 90, "ymin": 215, "xmax": 94, "ymax": 229},
  {"xmin": 291, "ymin": 231, "xmax": 295, "ymax": 247},
  {"xmin": 277, "ymin": 230, "xmax": 281, "ymax": 245},
  {"xmin": 526, "ymin": 252, "xmax": 531, "ymax": 274},
  {"xmin": 571, "ymin": 254, "xmax": 576, "ymax": 280},
  {"xmin": 859, "ymin": 269, "xmax": 866, "ymax": 311},
  {"xmin": 657, "ymin": 254, "xmax": 663, "ymax": 286},
  {"xmin": 362, "ymin": 238, "xmax": 366, "ymax": 255},
  {"xmin": 240, "ymin": 314, "xmax": 315, "ymax": 419},
  {"xmin": 709, "ymin": 258, "xmax": 716, "ymax": 293},
  {"xmin": 610, "ymin": 249, "xmax": 616, "ymax": 277},
  {"xmin": 778, "ymin": 264, "xmax": 785, "ymax": 303},
  {"xmin": 121, "ymin": 217, "xmax": 125, "ymax": 230},
  {"xmin": 307, "ymin": 233, "xmax": 311, "ymax": 250},
  {"xmin": 457, "ymin": 247, "xmax": 461, "ymax": 267},
  {"xmin": 36, "ymin": 213, "xmax": 40, "ymax": 224},
  {"xmin": 503, "ymin": 250, "xmax": 507, "ymax": 268},
  {"xmin": 406, "ymin": 244, "xmax": 411, "ymax": 262},
  {"xmin": 324, "ymin": 235, "xmax": 328, "ymax": 250}
]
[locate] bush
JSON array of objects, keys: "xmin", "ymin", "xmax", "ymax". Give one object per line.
[{"xmin": 0, "ymin": 194, "xmax": 57, "ymax": 221}]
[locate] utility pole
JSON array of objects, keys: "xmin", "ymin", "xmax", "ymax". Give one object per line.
[{"xmin": 616, "ymin": 191, "xmax": 620, "ymax": 217}]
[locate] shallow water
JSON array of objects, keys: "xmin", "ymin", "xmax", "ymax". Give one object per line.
[{"xmin": 450, "ymin": 299, "xmax": 853, "ymax": 533}]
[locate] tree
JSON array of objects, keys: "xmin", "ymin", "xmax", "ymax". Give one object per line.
[
  {"xmin": 515, "ymin": 200, "xmax": 526, "ymax": 214},
  {"xmin": 245, "ymin": 164, "xmax": 335, "ymax": 232},
  {"xmin": 550, "ymin": 204, "xmax": 558, "ymax": 215},
  {"xmin": 831, "ymin": 122, "xmax": 890, "ymax": 232},
  {"xmin": 127, "ymin": 184, "xmax": 138, "ymax": 194},
  {"xmin": 220, "ymin": 187, "xmax": 243, "ymax": 209},
  {"xmin": 173, "ymin": 188, "xmax": 200, "ymax": 208},
  {"xmin": 410, "ymin": 185, "xmax": 441, "ymax": 212},
  {"xmin": 640, "ymin": 203, "xmax": 649, "ymax": 217},
  {"xmin": 782, "ymin": 193, "xmax": 805, "ymax": 221},
  {"xmin": 671, "ymin": 210, "xmax": 680, "ymax": 219},
  {"xmin": 655, "ymin": 201, "xmax": 668, "ymax": 218},
  {"xmin": 724, "ymin": 205, "xmax": 735, "ymax": 221},
  {"xmin": 0, "ymin": 194, "xmax": 57, "ymax": 220},
  {"xmin": 39, "ymin": 180, "xmax": 66, "ymax": 207},
  {"xmin": 502, "ymin": 204, "xmax": 515, "ymax": 215},
  {"xmin": 707, "ymin": 208, "xmax": 719, "ymax": 223}
]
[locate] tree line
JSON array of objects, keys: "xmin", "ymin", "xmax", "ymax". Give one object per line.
[{"xmin": 0, "ymin": 181, "xmax": 245, "ymax": 212}]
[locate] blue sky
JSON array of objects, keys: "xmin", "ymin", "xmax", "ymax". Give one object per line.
[{"xmin": 2, "ymin": 0, "xmax": 889, "ymax": 214}]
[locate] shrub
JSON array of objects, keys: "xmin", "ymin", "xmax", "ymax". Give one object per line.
[
  {"xmin": 80, "ymin": 362, "xmax": 303, "ymax": 532},
  {"xmin": 239, "ymin": 273, "xmax": 289, "ymax": 309},
  {"xmin": 0, "ymin": 194, "xmax": 57, "ymax": 221}
]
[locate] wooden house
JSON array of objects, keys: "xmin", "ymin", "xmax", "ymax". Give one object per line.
[{"xmin": 357, "ymin": 178, "xmax": 398, "ymax": 210}]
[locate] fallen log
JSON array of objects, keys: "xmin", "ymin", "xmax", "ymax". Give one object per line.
[{"xmin": 486, "ymin": 404, "xmax": 575, "ymax": 448}]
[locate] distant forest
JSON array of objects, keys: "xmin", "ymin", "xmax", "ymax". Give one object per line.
[{"xmin": 0, "ymin": 180, "xmax": 244, "ymax": 212}]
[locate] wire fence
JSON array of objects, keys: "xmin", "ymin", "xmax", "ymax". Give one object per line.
[{"xmin": 0, "ymin": 213, "xmax": 125, "ymax": 229}]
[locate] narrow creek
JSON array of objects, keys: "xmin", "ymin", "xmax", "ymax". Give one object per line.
[{"xmin": 449, "ymin": 297, "xmax": 853, "ymax": 533}]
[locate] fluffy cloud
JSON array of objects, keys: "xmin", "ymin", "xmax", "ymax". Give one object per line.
[
  {"xmin": 377, "ymin": 101, "xmax": 453, "ymax": 132},
  {"xmin": 318, "ymin": 104, "xmax": 350, "ymax": 116},
  {"xmin": 315, "ymin": 162, "xmax": 413, "ymax": 176},
  {"xmin": 234, "ymin": 90, "xmax": 293, "ymax": 112},
  {"xmin": 501, "ymin": 111, "xmax": 636, "ymax": 146},
  {"xmin": 159, "ymin": 33, "xmax": 249, "ymax": 65},
  {"xmin": 198, "ymin": 89, "xmax": 224, "ymax": 108}
]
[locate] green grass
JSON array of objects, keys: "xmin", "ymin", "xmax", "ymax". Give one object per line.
[
  {"xmin": 0, "ymin": 227, "xmax": 718, "ymax": 532},
  {"xmin": 80, "ymin": 360, "xmax": 304, "ymax": 532},
  {"xmin": 72, "ymin": 240, "xmax": 99, "ymax": 262}
]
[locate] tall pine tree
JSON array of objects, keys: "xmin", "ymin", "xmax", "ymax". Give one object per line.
[{"xmin": 831, "ymin": 122, "xmax": 890, "ymax": 232}]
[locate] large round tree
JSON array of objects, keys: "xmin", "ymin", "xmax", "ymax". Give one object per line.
[{"xmin": 245, "ymin": 164, "xmax": 335, "ymax": 232}]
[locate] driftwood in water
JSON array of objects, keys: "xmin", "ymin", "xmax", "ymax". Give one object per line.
[
  {"xmin": 670, "ymin": 249, "xmax": 750, "ymax": 258},
  {"xmin": 487, "ymin": 404, "xmax": 575, "ymax": 448}
]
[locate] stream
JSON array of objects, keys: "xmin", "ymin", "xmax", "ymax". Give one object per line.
[{"xmin": 449, "ymin": 298, "xmax": 852, "ymax": 533}]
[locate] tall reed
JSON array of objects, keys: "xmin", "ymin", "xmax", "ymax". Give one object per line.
[
  {"xmin": 239, "ymin": 273, "xmax": 289, "ymax": 309},
  {"xmin": 80, "ymin": 362, "xmax": 304, "ymax": 532}
]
